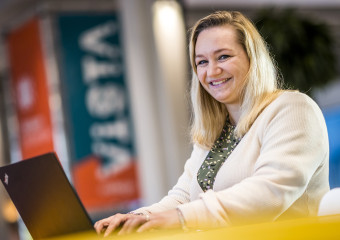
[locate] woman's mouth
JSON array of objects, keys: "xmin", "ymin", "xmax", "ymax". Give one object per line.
[{"xmin": 210, "ymin": 78, "xmax": 231, "ymax": 86}]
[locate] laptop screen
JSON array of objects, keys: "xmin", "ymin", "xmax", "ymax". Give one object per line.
[{"xmin": 0, "ymin": 152, "xmax": 94, "ymax": 239}]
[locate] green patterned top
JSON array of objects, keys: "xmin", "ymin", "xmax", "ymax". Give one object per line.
[{"xmin": 197, "ymin": 119, "xmax": 241, "ymax": 192}]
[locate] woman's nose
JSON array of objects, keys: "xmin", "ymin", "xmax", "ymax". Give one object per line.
[{"xmin": 207, "ymin": 62, "xmax": 222, "ymax": 77}]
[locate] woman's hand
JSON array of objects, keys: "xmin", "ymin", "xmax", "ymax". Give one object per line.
[
  {"xmin": 135, "ymin": 209, "xmax": 180, "ymax": 233},
  {"xmin": 94, "ymin": 209, "xmax": 181, "ymax": 237},
  {"xmin": 94, "ymin": 213, "xmax": 145, "ymax": 237}
]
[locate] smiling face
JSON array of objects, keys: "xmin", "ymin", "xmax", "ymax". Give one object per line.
[{"xmin": 195, "ymin": 25, "xmax": 250, "ymax": 108}]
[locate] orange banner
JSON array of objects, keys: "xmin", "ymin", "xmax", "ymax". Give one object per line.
[
  {"xmin": 72, "ymin": 155, "xmax": 140, "ymax": 210},
  {"xmin": 7, "ymin": 17, "xmax": 54, "ymax": 159}
]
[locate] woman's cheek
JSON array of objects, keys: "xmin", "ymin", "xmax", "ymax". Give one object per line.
[{"xmin": 197, "ymin": 70, "xmax": 205, "ymax": 83}]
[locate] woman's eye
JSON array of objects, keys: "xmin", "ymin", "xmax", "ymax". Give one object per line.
[
  {"xmin": 219, "ymin": 55, "xmax": 230, "ymax": 60},
  {"xmin": 197, "ymin": 60, "xmax": 208, "ymax": 66}
]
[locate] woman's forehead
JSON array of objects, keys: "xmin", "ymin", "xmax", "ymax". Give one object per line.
[{"xmin": 195, "ymin": 26, "xmax": 241, "ymax": 54}]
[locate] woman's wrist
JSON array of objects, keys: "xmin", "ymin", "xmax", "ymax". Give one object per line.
[{"xmin": 176, "ymin": 208, "xmax": 189, "ymax": 231}]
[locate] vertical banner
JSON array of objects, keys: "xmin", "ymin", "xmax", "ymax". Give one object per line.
[
  {"xmin": 57, "ymin": 14, "xmax": 140, "ymax": 212},
  {"xmin": 7, "ymin": 18, "xmax": 54, "ymax": 160},
  {"xmin": 323, "ymin": 107, "xmax": 340, "ymax": 188}
]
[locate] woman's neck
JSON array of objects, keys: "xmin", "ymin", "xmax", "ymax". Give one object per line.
[{"xmin": 226, "ymin": 103, "xmax": 241, "ymax": 126}]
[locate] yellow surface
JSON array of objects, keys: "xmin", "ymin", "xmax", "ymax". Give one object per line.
[{"xmin": 46, "ymin": 214, "xmax": 340, "ymax": 240}]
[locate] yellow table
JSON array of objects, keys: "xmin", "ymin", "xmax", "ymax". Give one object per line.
[{"xmin": 46, "ymin": 214, "xmax": 340, "ymax": 240}]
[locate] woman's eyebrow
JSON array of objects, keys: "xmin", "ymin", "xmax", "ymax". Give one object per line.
[{"xmin": 195, "ymin": 48, "xmax": 233, "ymax": 59}]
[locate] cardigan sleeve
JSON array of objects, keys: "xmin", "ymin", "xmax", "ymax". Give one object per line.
[
  {"xmin": 132, "ymin": 144, "xmax": 206, "ymax": 215},
  {"xmin": 177, "ymin": 92, "xmax": 329, "ymax": 228}
]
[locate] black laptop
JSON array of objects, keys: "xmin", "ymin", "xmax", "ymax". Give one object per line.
[{"xmin": 0, "ymin": 152, "xmax": 95, "ymax": 239}]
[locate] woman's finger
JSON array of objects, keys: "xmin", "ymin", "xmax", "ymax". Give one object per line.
[
  {"xmin": 103, "ymin": 214, "xmax": 129, "ymax": 237},
  {"xmin": 94, "ymin": 217, "xmax": 111, "ymax": 234},
  {"xmin": 136, "ymin": 219, "xmax": 156, "ymax": 233},
  {"xmin": 118, "ymin": 216, "xmax": 145, "ymax": 235}
]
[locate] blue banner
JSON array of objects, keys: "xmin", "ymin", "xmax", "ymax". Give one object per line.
[{"xmin": 57, "ymin": 13, "xmax": 139, "ymax": 211}]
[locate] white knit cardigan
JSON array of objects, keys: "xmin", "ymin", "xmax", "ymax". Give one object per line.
[{"xmin": 135, "ymin": 91, "xmax": 330, "ymax": 228}]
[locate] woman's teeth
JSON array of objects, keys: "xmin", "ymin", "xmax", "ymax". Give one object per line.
[{"xmin": 211, "ymin": 78, "xmax": 230, "ymax": 86}]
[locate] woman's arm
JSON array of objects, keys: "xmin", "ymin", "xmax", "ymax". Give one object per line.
[
  {"xmin": 132, "ymin": 144, "xmax": 207, "ymax": 214},
  {"xmin": 178, "ymin": 93, "xmax": 329, "ymax": 228},
  {"xmin": 94, "ymin": 144, "xmax": 207, "ymax": 235}
]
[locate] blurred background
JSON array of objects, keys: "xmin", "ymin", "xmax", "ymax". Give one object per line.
[{"xmin": 0, "ymin": 0, "xmax": 339, "ymax": 239}]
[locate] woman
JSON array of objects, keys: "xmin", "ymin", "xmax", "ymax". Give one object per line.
[{"xmin": 94, "ymin": 11, "xmax": 329, "ymax": 236}]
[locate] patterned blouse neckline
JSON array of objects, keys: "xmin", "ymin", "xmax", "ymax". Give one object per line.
[{"xmin": 197, "ymin": 117, "xmax": 241, "ymax": 192}]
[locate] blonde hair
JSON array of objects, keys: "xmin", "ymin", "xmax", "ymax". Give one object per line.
[{"xmin": 189, "ymin": 11, "xmax": 283, "ymax": 149}]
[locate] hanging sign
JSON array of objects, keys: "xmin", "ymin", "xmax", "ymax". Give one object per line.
[
  {"xmin": 7, "ymin": 17, "xmax": 54, "ymax": 160},
  {"xmin": 57, "ymin": 14, "xmax": 140, "ymax": 211}
]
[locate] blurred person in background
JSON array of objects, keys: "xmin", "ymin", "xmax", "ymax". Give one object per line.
[{"xmin": 94, "ymin": 10, "xmax": 329, "ymax": 236}]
